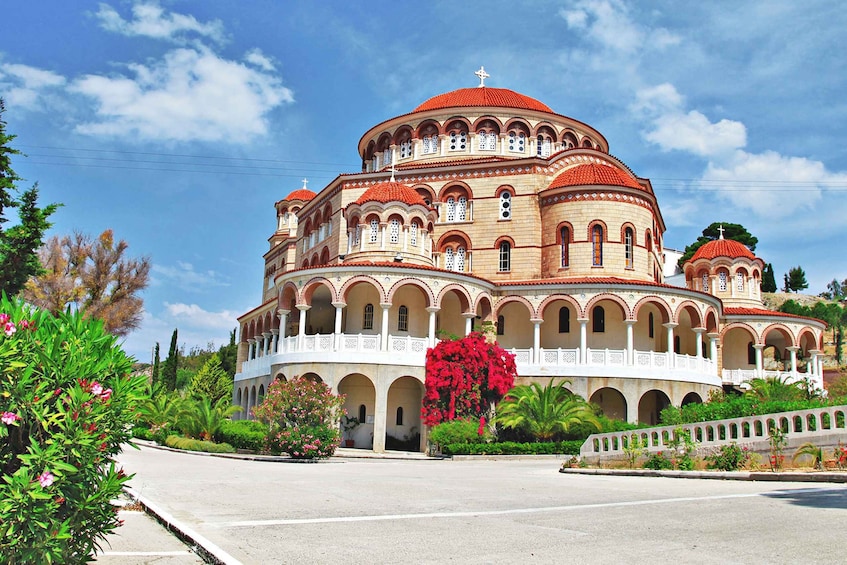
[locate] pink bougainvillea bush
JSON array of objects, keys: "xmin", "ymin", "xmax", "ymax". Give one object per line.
[
  {"xmin": 421, "ymin": 332, "xmax": 516, "ymax": 428},
  {"xmin": 0, "ymin": 296, "xmax": 147, "ymax": 562},
  {"xmin": 252, "ymin": 377, "xmax": 344, "ymax": 459}
]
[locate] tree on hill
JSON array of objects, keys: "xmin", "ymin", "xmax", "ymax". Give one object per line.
[
  {"xmin": 762, "ymin": 263, "xmax": 777, "ymax": 293},
  {"xmin": 785, "ymin": 265, "xmax": 809, "ymax": 293},
  {"xmin": 823, "ymin": 278, "xmax": 846, "ymax": 300},
  {"xmin": 23, "ymin": 229, "xmax": 150, "ymax": 336},
  {"xmin": 162, "ymin": 328, "xmax": 179, "ymax": 392},
  {"xmin": 0, "ymin": 98, "xmax": 59, "ymax": 295},
  {"xmin": 678, "ymin": 222, "xmax": 758, "ymax": 267}
]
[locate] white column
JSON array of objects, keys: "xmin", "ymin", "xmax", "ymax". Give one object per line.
[
  {"xmin": 693, "ymin": 328, "xmax": 705, "ymax": 359},
  {"xmin": 332, "ymin": 302, "xmax": 346, "ymax": 351},
  {"xmin": 380, "ymin": 303, "xmax": 391, "ymax": 351},
  {"xmin": 247, "ymin": 338, "xmax": 256, "ymax": 360},
  {"xmin": 531, "ymin": 318, "xmax": 542, "ymax": 364},
  {"xmin": 263, "ymin": 332, "xmax": 272, "ymax": 356},
  {"xmin": 277, "ymin": 309, "xmax": 289, "ymax": 343},
  {"xmin": 754, "ymin": 344, "xmax": 764, "ymax": 377},
  {"xmin": 787, "ymin": 346, "xmax": 799, "ymax": 378},
  {"xmin": 346, "ymin": 229, "xmax": 353, "ymax": 255},
  {"xmin": 624, "ymin": 320, "xmax": 635, "ymax": 365},
  {"xmin": 270, "ymin": 329, "xmax": 279, "ymax": 355},
  {"xmin": 296, "ymin": 305, "xmax": 310, "ymax": 351},
  {"xmin": 427, "ymin": 307, "xmax": 440, "ymax": 347},
  {"xmin": 372, "ymin": 382, "xmax": 388, "ymax": 453},
  {"xmin": 380, "ymin": 223, "xmax": 386, "ymax": 250},
  {"xmin": 463, "ymin": 313, "xmax": 475, "ymax": 336},
  {"xmin": 664, "ymin": 323, "xmax": 678, "ymax": 368},
  {"xmin": 439, "ymin": 134, "xmax": 447, "ymax": 157},
  {"xmin": 578, "ymin": 318, "xmax": 588, "ymax": 365}
]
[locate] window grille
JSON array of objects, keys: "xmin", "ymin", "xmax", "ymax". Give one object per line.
[
  {"xmin": 446, "ymin": 197, "xmax": 456, "ymax": 222},
  {"xmin": 509, "ymin": 132, "xmax": 525, "ymax": 152},
  {"xmin": 456, "ymin": 247, "xmax": 466, "ymax": 272},
  {"xmin": 719, "ymin": 271, "xmax": 728, "ymax": 292},
  {"xmin": 499, "ymin": 241, "xmax": 511, "ymax": 272},
  {"xmin": 410, "ymin": 223, "xmax": 418, "ymax": 246},
  {"xmin": 537, "ymin": 135, "xmax": 552, "ymax": 157},
  {"xmin": 389, "ymin": 219, "xmax": 400, "ymax": 244},
  {"xmin": 449, "ymin": 132, "xmax": 466, "ymax": 150},
  {"xmin": 702, "ymin": 273, "xmax": 710, "ymax": 292},
  {"xmin": 369, "ymin": 218, "xmax": 379, "ymax": 243},
  {"xmin": 737, "ymin": 272, "xmax": 745, "ymax": 291},
  {"xmin": 499, "ymin": 192, "xmax": 511, "ymax": 220},
  {"xmin": 398, "ymin": 305, "xmax": 408, "ymax": 332},
  {"xmin": 456, "ymin": 196, "xmax": 467, "ymax": 221},
  {"xmin": 363, "ymin": 304, "xmax": 374, "ymax": 330}
]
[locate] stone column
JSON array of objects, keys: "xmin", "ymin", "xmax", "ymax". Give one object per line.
[
  {"xmin": 754, "ymin": 344, "xmax": 764, "ymax": 377},
  {"xmin": 333, "ymin": 302, "xmax": 346, "ymax": 351},
  {"xmin": 707, "ymin": 332, "xmax": 719, "ymax": 362},
  {"xmin": 531, "ymin": 318, "xmax": 543, "ymax": 364},
  {"xmin": 462, "ymin": 313, "xmax": 476, "ymax": 336},
  {"xmin": 380, "ymin": 303, "xmax": 391, "ymax": 351},
  {"xmin": 372, "ymin": 380, "xmax": 388, "ymax": 453},
  {"xmin": 263, "ymin": 332, "xmax": 272, "ymax": 356},
  {"xmin": 271, "ymin": 329, "xmax": 279, "ymax": 355},
  {"xmin": 664, "ymin": 323, "xmax": 678, "ymax": 368},
  {"xmin": 247, "ymin": 338, "xmax": 256, "ymax": 360},
  {"xmin": 578, "ymin": 318, "xmax": 589, "ymax": 365},
  {"xmin": 693, "ymin": 328, "xmax": 705, "ymax": 359},
  {"xmin": 277, "ymin": 309, "xmax": 289, "ymax": 351},
  {"xmin": 427, "ymin": 307, "xmax": 440, "ymax": 347},
  {"xmin": 787, "ymin": 346, "xmax": 799, "ymax": 377},
  {"xmin": 624, "ymin": 320, "xmax": 635, "ymax": 365},
  {"xmin": 296, "ymin": 304, "xmax": 310, "ymax": 351},
  {"xmin": 439, "ymin": 134, "xmax": 448, "ymax": 157}
]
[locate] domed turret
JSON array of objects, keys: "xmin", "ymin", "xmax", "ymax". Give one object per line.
[{"xmin": 684, "ymin": 228, "xmax": 764, "ymax": 307}]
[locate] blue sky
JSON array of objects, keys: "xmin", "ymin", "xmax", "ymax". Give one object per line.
[{"xmin": 2, "ymin": 1, "xmax": 846, "ymax": 361}]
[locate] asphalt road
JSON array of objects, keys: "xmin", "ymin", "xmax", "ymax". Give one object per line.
[{"xmin": 116, "ymin": 446, "xmax": 847, "ymax": 564}]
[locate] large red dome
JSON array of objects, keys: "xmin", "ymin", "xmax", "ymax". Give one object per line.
[
  {"xmin": 548, "ymin": 163, "xmax": 642, "ymax": 190},
  {"xmin": 691, "ymin": 238, "xmax": 756, "ymax": 261},
  {"xmin": 283, "ymin": 188, "xmax": 316, "ymax": 201},
  {"xmin": 355, "ymin": 181, "xmax": 427, "ymax": 206},
  {"xmin": 413, "ymin": 87, "xmax": 553, "ymax": 114}
]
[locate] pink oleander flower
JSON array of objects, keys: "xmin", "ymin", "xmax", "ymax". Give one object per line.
[
  {"xmin": 90, "ymin": 382, "xmax": 103, "ymax": 396},
  {"xmin": 100, "ymin": 388, "xmax": 112, "ymax": 401},
  {"xmin": 4, "ymin": 322, "xmax": 16, "ymax": 337},
  {"xmin": 0, "ymin": 313, "xmax": 9, "ymax": 325},
  {"xmin": 2, "ymin": 411, "xmax": 20, "ymax": 425},
  {"xmin": 38, "ymin": 471, "xmax": 55, "ymax": 488}
]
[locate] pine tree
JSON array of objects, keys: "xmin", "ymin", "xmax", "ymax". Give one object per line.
[
  {"xmin": 188, "ymin": 354, "xmax": 232, "ymax": 405},
  {"xmin": 786, "ymin": 266, "xmax": 809, "ymax": 293},
  {"xmin": 0, "ymin": 99, "xmax": 59, "ymax": 295},
  {"xmin": 162, "ymin": 329, "xmax": 179, "ymax": 392},
  {"xmin": 678, "ymin": 222, "xmax": 758, "ymax": 267},
  {"xmin": 151, "ymin": 342, "xmax": 160, "ymax": 385}
]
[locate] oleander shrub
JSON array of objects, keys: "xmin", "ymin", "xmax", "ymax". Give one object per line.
[
  {"xmin": 253, "ymin": 378, "xmax": 344, "ymax": 459},
  {"xmin": 643, "ymin": 451, "xmax": 674, "ymax": 470},
  {"xmin": 214, "ymin": 419, "xmax": 266, "ymax": 451},
  {"xmin": 705, "ymin": 442, "xmax": 750, "ymax": 471},
  {"xmin": 164, "ymin": 435, "xmax": 235, "ymax": 453},
  {"xmin": 0, "ymin": 296, "xmax": 147, "ymax": 562}
]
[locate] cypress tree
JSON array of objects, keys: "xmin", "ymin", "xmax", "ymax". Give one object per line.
[
  {"xmin": 151, "ymin": 342, "xmax": 160, "ymax": 385},
  {"xmin": 162, "ymin": 329, "xmax": 178, "ymax": 391}
]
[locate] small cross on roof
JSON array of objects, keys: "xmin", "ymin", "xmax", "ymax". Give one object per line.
[
  {"xmin": 301, "ymin": 178, "xmax": 309, "ymax": 189},
  {"xmin": 717, "ymin": 224, "xmax": 725, "ymax": 240},
  {"xmin": 475, "ymin": 66, "xmax": 489, "ymax": 87}
]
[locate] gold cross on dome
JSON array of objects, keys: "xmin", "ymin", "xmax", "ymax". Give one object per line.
[{"xmin": 475, "ymin": 66, "xmax": 489, "ymax": 87}]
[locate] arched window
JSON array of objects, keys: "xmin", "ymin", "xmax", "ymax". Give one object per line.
[
  {"xmin": 456, "ymin": 196, "xmax": 467, "ymax": 221},
  {"xmin": 560, "ymin": 226, "xmax": 570, "ymax": 268},
  {"xmin": 537, "ymin": 135, "xmax": 552, "ymax": 157},
  {"xmin": 444, "ymin": 247, "xmax": 454, "ymax": 271},
  {"xmin": 446, "ymin": 197, "xmax": 456, "ymax": 222},
  {"xmin": 497, "ymin": 314, "xmax": 505, "ymax": 335},
  {"xmin": 702, "ymin": 273, "xmax": 710, "ymax": 292},
  {"xmin": 396, "ymin": 407, "xmax": 404, "ymax": 426},
  {"xmin": 719, "ymin": 270, "xmax": 728, "ymax": 292},
  {"xmin": 624, "ymin": 227, "xmax": 634, "ymax": 269},
  {"xmin": 449, "ymin": 131, "xmax": 467, "ymax": 151},
  {"xmin": 455, "ymin": 246, "xmax": 466, "ymax": 272},
  {"xmin": 592, "ymin": 225, "xmax": 603, "ymax": 266},
  {"xmin": 399, "ymin": 140, "xmax": 412, "ymax": 159},
  {"xmin": 736, "ymin": 272, "xmax": 745, "ymax": 291},
  {"xmin": 508, "ymin": 131, "xmax": 525, "ymax": 152},
  {"xmin": 398, "ymin": 305, "xmax": 408, "ymax": 332},
  {"xmin": 363, "ymin": 304, "xmax": 374, "ymax": 330},
  {"xmin": 499, "ymin": 191, "xmax": 512, "ymax": 220},
  {"xmin": 592, "ymin": 306, "xmax": 605, "ymax": 333},
  {"xmin": 422, "ymin": 134, "xmax": 439, "ymax": 154},
  {"xmin": 648, "ymin": 312, "xmax": 654, "ymax": 338},
  {"xmin": 558, "ymin": 306, "xmax": 570, "ymax": 333},
  {"xmin": 369, "ymin": 218, "xmax": 379, "ymax": 243},
  {"xmin": 389, "ymin": 219, "xmax": 400, "ymax": 244},
  {"xmin": 353, "ymin": 221, "xmax": 361, "ymax": 246},
  {"xmin": 410, "ymin": 222, "xmax": 418, "ymax": 246},
  {"xmin": 478, "ymin": 130, "xmax": 496, "ymax": 151},
  {"xmin": 358, "ymin": 404, "xmax": 366, "ymax": 423},
  {"xmin": 499, "ymin": 241, "xmax": 511, "ymax": 272}
]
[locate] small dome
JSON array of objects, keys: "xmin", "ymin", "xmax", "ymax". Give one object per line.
[
  {"xmin": 355, "ymin": 181, "xmax": 427, "ymax": 206},
  {"xmin": 691, "ymin": 238, "xmax": 756, "ymax": 262},
  {"xmin": 413, "ymin": 87, "xmax": 553, "ymax": 114},
  {"xmin": 548, "ymin": 163, "xmax": 641, "ymax": 190},
  {"xmin": 283, "ymin": 188, "xmax": 316, "ymax": 202}
]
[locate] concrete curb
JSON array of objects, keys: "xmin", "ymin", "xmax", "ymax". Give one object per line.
[
  {"xmin": 124, "ymin": 486, "xmax": 242, "ymax": 565},
  {"xmin": 559, "ymin": 467, "xmax": 847, "ymax": 482}
]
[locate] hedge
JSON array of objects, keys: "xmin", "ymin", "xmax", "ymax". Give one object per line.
[
  {"xmin": 164, "ymin": 435, "xmax": 236, "ymax": 453},
  {"xmin": 660, "ymin": 396, "xmax": 838, "ymax": 426},
  {"xmin": 442, "ymin": 440, "xmax": 582, "ymax": 456},
  {"xmin": 214, "ymin": 419, "xmax": 266, "ymax": 451}
]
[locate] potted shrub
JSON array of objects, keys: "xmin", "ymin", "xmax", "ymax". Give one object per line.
[{"xmin": 341, "ymin": 415, "xmax": 360, "ymax": 447}]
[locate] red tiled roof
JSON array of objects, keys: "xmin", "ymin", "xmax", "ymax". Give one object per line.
[
  {"xmin": 495, "ymin": 276, "xmax": 683, "ymax": 290},
  {"xmin": 548, "ymin": 163, "xmax": 642, "ymax": 190},
  {"xmin": 413, "ymin": 87, "xmax": 553, "ymax": 113},
  {"xmin": 284, "ymin": 188, "xmax": 316, "ymax": 201},
  {"xmin": 354, "ymin": 181, "xmax": 427, "ymax": 206},
  {"xmin": 691, "ymin": 238, "xmax": 756, "ymax": 261},
  {"xmin": 723, "ymin": 307, "xmax": 825, "ymax": 325}
]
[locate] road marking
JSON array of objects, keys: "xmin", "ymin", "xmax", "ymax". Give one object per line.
[{"xmin": 216, "ymin": 486, "xmax": 844, "ymax": 528}]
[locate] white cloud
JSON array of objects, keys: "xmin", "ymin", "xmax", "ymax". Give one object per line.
[
  {"xmin": 646, "ymin": 111, "xmax": 746, "ymax": 158},
  {"xmin": 95, "ymin": 1, "xmax": 225, "ymax": 44},
  {"xmin": 244, "ymin": 48, "xmax": 275, "ymax": 72},
  {"xmin": 69, "ymin": 46, "xmax": 294, "ymax": 142},
  {"xmin": 0, "ymin": 63, "xmax": 66, "ymax": 109},
  {"xmin": 151, "ymin": 261, "xmax": 230, "ymax": 291},
  {"xmin": 164, "ymin": 302, "xmax": 240, "ymax": 330},
  {"xmin": 560, "ymin": 0, "xmax": 679, "ymax": 54}
]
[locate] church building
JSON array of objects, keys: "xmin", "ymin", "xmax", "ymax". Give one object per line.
[{"xmin": 233, "ymin": 69, "xmax": 826, "ymax": 452}]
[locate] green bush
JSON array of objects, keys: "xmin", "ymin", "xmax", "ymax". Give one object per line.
[
  {"xmin": 164, "ymin": 435, "xmax": 235, "ymax": 453},
  {"xmin": 132, "ymin": 425, "xmax": 154, "ymax": 441},
  {"xmin": 660, "ymin": 395, "xmax": 834, "ymax": 426},
  {"xmin": 429, "ymin": 419, "xmax": 489, "ymax": 447},
  {"xmin": 442, "ymin": 440, "xmax": 582, "ymax": 456},
  {"xmin": 0, "ymin": 296, "xmax": 147, "ymax": 562},
  {"xmin": 214, "ymin": 419, "xmax": 266, "ymax": 451},
  {"xmin": 643, "ymin": 451, "xmax": 673, "ymax": 470},
  {"xmin": 705, "ymin": 442, "xmax": 750, "ymax": 471}
]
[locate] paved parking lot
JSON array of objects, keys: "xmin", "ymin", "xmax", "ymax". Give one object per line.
[{"xmin": 114, "ymin": 445, "xmax": 847, "ymax": 564}]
